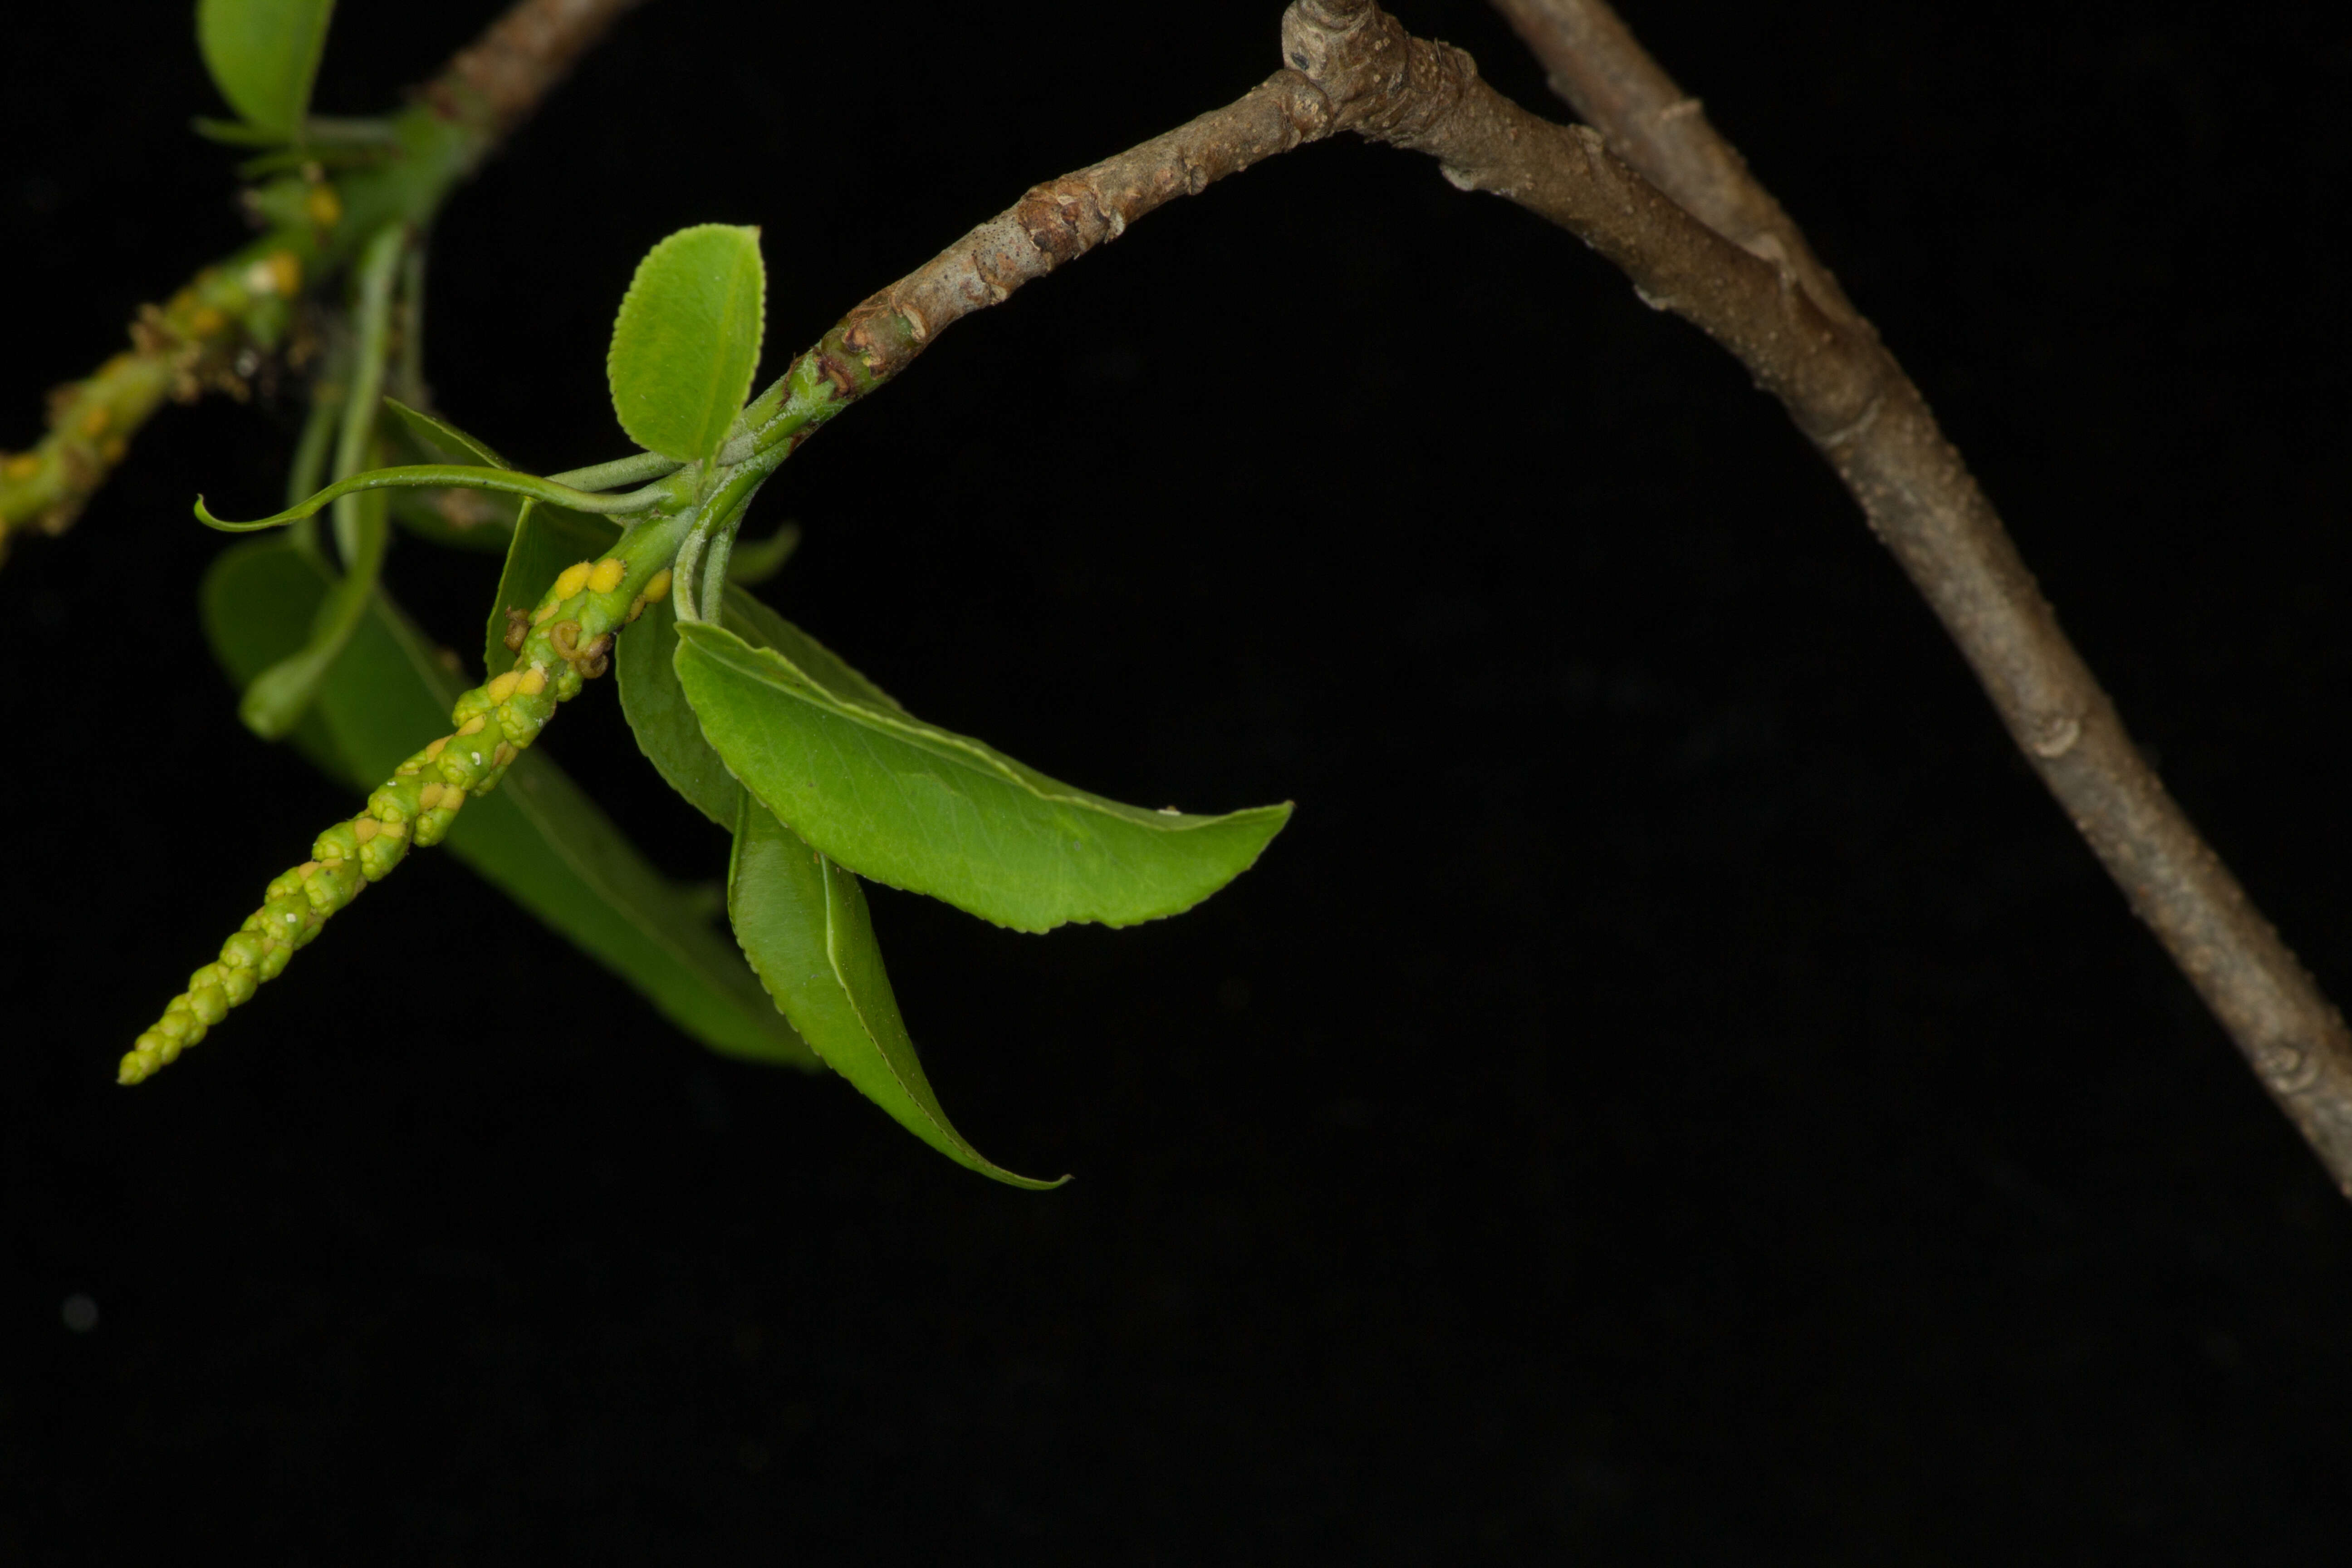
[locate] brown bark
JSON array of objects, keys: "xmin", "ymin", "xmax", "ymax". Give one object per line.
[
  {"xmin": 840, "ymin": 74, "xmax": 1336, "ymax": 380},
  {"xmin": 1279, "ymin": 0, "xmax": 2352, "ymax": 1192},
  {"xmin": 1486, "ymin": 0, "xmax": 1861, "ymax": 328},
  {"xmin": 427, "ymin": 0, "xmax": 652, "ymax": 140}
]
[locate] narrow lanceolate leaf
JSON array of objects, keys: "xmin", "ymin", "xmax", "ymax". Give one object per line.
[
  {"xmin": 619, "ymin": 583, "xmax": 899, "ymax": 830},
  {"xmin": 381, "ymin": 396, "xmax": 511, "ymax": 470},
  {"xmin": 730, "ymin": 796, "xmax": 1064, "ymax": 1189},
  {"xmin": 238, "ymin": 487, "xmax": 387, "ymax": 737},
  {"xmin": 607, "ymin": 224, "xmax": 765, "ymax": 465},
  {"xmin": 196, "ymin": 0, "xmax": 336, "ymax": 138},
  {"xmin": 481, "ymin": 499, "xmax": 620, "ymax": 680},
  {"xmin": 673, "ymin": 619, "xmax": 1291, "ymax": 932},
  {"xmin": 202, "ymin": 536, "xmax": 817, "ymax": 1069}
]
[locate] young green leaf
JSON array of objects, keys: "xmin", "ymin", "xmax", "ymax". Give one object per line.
[
  {"xmin": 618, "ymin": 583, "xmax": 900, "ymax": 830},
  {"xmin": 480, "ymin": 498, "xmax": 622, "ymax": 679},
  {"xmin": 202, "ymin": 536, "xmax": 817, "ymax": 1069},
  {"xmin": 730, "ymin": 796, "xmax": 1065, "ymax": 1189},
  {"xmin": 672, "ymin": 619, "xmax": 1291, "ymax": 932},
  {"xmin": 196, "ymin": 0, "xmax": 336, "ymax": 139},
  {"xmin": 607, "ymin": 225, "xmax": 766, "ymax": 465}
]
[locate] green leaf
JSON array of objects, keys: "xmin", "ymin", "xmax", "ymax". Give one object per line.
[
  {"xmin": 730, "ymin": 795, "xmax": 1064, "ymax": 1188},
  {"xmin": 672, "ymin": 618, "xmax": 1290, "ymax": 932},
  {"xmin": 481, "ymin": 498, "xmax": 621, "ymax": 680},
  {"xmin": 381, "ymin": 396, "xmax": 511, "ymax": 470},
  {"xmin": 196, "ymin": 0, "xmax": 336, "ymax": 138},
  {"xmin": 607, "ymin": 225, "xmax": 766, "ymax": 465},
  {"xmin": 202, "ymin": 535, "xmax": 817, "ymax": 1070},
  {"xmin": 725, "ymin": 523, "xmax": 800, "ymax": 585},
  {"xmin": 383, "ymin": 486, "xmax": 518, "ymax": 553},
  {"xmin": 196, "ymin": 537, "xmax": 351, "ymax": 779},
  {"xmin": 376, "ymin": 401, "xmax": 519, "ymax": 550},
  {"xmin": 617, "ymin": 590, "xmax": 742, "ymax": 829},
  {"xmin": 238, "ymin": 486, "xmax": 387, "ymax": 738},
  {"xmin": 618, "ymin": 582, "xmax": 895, "ymax": 831}
]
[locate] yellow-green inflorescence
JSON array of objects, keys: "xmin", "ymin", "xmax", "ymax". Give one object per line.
[{"xmin": 118, "ymin": 551, "xmax": 678, "ymax": 1085}]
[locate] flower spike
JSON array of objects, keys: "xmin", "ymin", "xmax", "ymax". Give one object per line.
[{"xmin": 120, "ymin": 525, "xmax": 683, "ymax": 1083}]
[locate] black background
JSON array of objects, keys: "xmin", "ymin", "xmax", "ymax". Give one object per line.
[{"xmin": 6, "ymin": 0, "xmax": 2351, "ymax": 1559}]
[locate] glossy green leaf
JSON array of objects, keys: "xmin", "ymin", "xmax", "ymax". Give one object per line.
[
  {"xmin": 196, "ymin": 0, "xmax": 336, "ymax": 138},
  {"xmin": 480, "ymin": 499, "xmax": 622, "ymax": 679},
  {"xmin": 673, "ymin": 619, "xmax": 1290, "ymax": 931},
  {"xmin": 202, "ymin": 535, "xmax": 817, "ymax": 1069},
  {"xmin": 618, "ymin": 583, "xmax": 896, "ymax": 831},
  {"xmin": 730, "ymin": 795, "xmax": 1064, "ymax": 1188},
  {"xmin": 607, "ymin": 224, "xmax": 765, "ymax": 464}
]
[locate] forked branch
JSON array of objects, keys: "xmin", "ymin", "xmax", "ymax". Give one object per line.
[
  {"xmin": 0, "ymin": 0, "xmax": 650, "ymax": 556},
  {"xmin": 1291, "ymin": 0, "xmax": 2352, "ymax": 1191}
]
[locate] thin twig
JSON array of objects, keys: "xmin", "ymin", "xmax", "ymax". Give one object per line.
[
  {"xmin": 1279, "ymin": 0, "xmax": 2352, "ymax": 1193},
  {"xmin": 837, "ymin": 75, "xmax": 1335, "ymax": 379}
]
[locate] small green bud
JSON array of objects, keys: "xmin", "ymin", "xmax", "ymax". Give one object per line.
[
  {"xmin": 312, "ymin": 821, "xmax": 361, "ymax": 865},
  {"xmin": 221, "ymin": 967, "xmax": 258, "ymax": 1007},
  {"xmin": 368, "ymin": 777, "xmax": 421, "ymax": 825},
  {"xmin": 262, "ymin": 895, "xmax": 309, "ymax": 941},
  {"xmin": 188, "ymin": 985, "xmax": 230, "ymax": 1026},
  {"xmin": 220, "ymin": 931, "xmax": 267, "ymax": 971},
  {"xmin": 496, "ymin": 702, "xmax": 546, "ymax": 746},
  {"xmin": 358, "ymin": 829, "xmax": 409, "ymax": 882}
]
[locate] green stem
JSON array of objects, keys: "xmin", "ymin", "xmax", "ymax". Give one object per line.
[
  {"xmin": 240, "ymin": 226, "xmax": 408, "ymax": 740},
  {"xmin": 332, "ymin": 225, "xmax": 408, "ymax": 565},
  {"xmin": 544, "ymin": 451, "xmax": 683, "ymax": 492}
]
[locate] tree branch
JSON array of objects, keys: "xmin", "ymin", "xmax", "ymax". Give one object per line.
[
  {"xmin": 1485, "ymin": 0, "xmax": 1861, "ymax": 328},
  {"xmin": 1279, "ymin": 0, "xmax": 2352, "ymax": 1194},
  {"xmin": 837, "ymin": 74, "xmax": 1335, "ymax": 381},
  {"xmin": 0, "ymin": 0, "xmax": 651, "ymax": 558},
  {"xmin": 424, "ymin": 0, "xmax": 652, "ymax": 142}
]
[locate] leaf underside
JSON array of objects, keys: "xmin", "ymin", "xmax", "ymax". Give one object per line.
[
  {"xmin": 729, "ymin": 795, "xmax": 1064, "ymax": 1189},
  {"xmin": 618, "ymin": 583, "xmax": 906, "ymax": 831}
]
